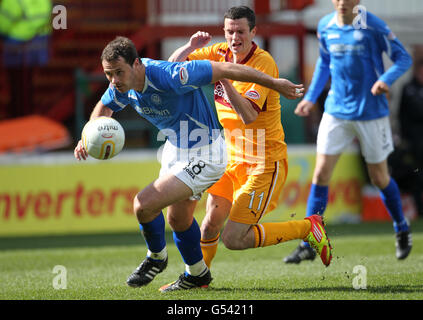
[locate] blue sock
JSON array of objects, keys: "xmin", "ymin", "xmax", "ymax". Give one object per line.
[
  {"xmin": 302, "ymin": 184, "xmax": 329, "ymax": 247},
  {"xmin": 380, "ymin": 178, "xmax": 409, "ymax": 233},
  {"xmin": 173, "ymin": 218, "xmax": 203, "ymax": 266},
  {"xmin": 139, "ymin": 212, "xmax": 166, "ymax": 256}
]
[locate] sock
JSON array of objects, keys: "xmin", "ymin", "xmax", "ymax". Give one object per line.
[
  {"xmin": 185, "ymin": 260, "xmax": 209, "ymax": 277},
  {"xmin": 252, "ymin": 220, "xmax": 311, "ymax": 248},
  {"xmin": 303, "ymin": 184, "xmax": 328, "ymax": 247},
  {"xmin": 147, "ymin": 247, "xmax": 167, "ymax": 261},
  {"xmin": 306, "ymin": 184, "xmax": 329, "ymax": 217},
  {"xmin": 173, "ymin": 218, "xmax": 207, "ymax": 275},
  {"xmin": 380, "ymin": 178, "xmax": 409, "ymax": 232},
  {"xmin": 139, "ymin": 212, "xmax": 166, "ymax": 260},
  {"xmin": 200, "ymin": 233, "xmax": 220, "ymax": 269}
]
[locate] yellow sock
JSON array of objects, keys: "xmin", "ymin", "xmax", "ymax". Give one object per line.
[
  {"xmin": 200, "ymin": 233, "xmax": 220, "ymax": 268},
  {"xmin": 252, "ymin": 220, "xmax": 311, "ymax": 248}
]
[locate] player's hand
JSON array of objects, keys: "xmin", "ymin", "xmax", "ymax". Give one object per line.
[
  {"xmin": 371, "ymin": 80, "xmax": 390, "ymax": 96},
  {"xmin": 189, "ymin": 31, "xmax": 212, "ymax": 50},
  {"xmin": 273, "ymin": 79, "xmax": 304, "ymax": 100},
  {"xmin": 294, "ymin": 99, "xmax": 314, "ymax": 117},
  {"xmin": 74, "ymin": 140, "xmax": 88, "ymax": 161}
]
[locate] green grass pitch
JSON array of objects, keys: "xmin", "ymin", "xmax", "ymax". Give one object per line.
[{"xmin": 0, "ymin": 220, "xmax": 422, "ymax": 302}]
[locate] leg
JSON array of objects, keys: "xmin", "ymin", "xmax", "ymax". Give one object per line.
[
  {"xmin": 134, "ymin": 173, "xmax": 193, "ymax": 224},
  {"xmin": 159, "ymin": 199, "xmax": 213, "ymax": 292},
  {"xmin": 221, "ymin": 217, "xmax": 332, "ymax": 266},
  {"xmin": 167, "ymin": 199, "xmax": 210, "ymax": 277},
  {"xmin": 284, "ymin": 153, "xmax": 340, "ymax": 263},
  {"xmin": 127, "ymin": 174, "xmax": 193, "ymax": 288},
  {"xmin": 221, "ymin": 218, "xmax": 311, "ymax": 250},
  {"xmin": 367, "ymin": 160, "xmax": 412, "ymax": 259},
  {"xmin": 200, "ymin": 194, "xmax": 232, "ymax": 268},
  {"xmin": 367, "ymin": 160, "xmax": 409, "ymax": 231},
  {"xmin": 306, "ymin": 153, "xmax": 341, "ymax": 217}
]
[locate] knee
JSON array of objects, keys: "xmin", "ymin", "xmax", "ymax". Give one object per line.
[
  {"xmin": 221, "ymin": 230, "xmax": 243, "ymax": 250},
  {"xmin": 369, "ymin": 172, "xmax": 390, "ymax": 189},
  {"xmin": 200, "ymin": 218, "xmax": 222, "ymax": 238},
  {"xmin": 167, "ymin": 214, "xmax": 181, "ymax": 231},
  {"xmin": 133, "ymin": 194, "xmax": 155, "ymax": 223},
  {"xmin": 166, "ymin": 212, "xmax": 192, "ymax": 232}
]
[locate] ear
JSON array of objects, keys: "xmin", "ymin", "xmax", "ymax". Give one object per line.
[
  {"xmin": 133, "ymin": 57, "xmax": 140, "ymax": 68},
  {"xmin": 251, "ymin": 26, "xmax": 257, "ymax": 37}
]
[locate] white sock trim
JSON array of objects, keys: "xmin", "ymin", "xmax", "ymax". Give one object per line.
[
  {"xmin": 186, "ymin": 260, "xmax": 208, "ymax": 276},
  {"xmin": 147, "ymin": 247, "xmax": 167, "ymax": 261}
]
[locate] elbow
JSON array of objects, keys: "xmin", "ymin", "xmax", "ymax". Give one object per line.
[{"xmin": 241, "ymin": 113, "xmax": 258, "ymax": 125}]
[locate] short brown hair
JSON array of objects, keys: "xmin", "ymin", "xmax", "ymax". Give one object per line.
[
  {"xmin": 101, "ymin": 36, "xmax": 139, "ymax": 65},
  {"xmin": 224, "ymin": 6, "xmax": 256, "ymax": 30}
]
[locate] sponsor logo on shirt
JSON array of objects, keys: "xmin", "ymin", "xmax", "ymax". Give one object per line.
[
  {"xmin": 214, "ymin": 82, "xmax": 231, "ymax": 106},
  {"xmin": 134, "ymin": 105, "xmax": 171, "ymax": 117},
  {"xmin": 245, "ymin": 90, "xmax": 260, "ymax": 100},
  {"xmin": 179, "ymin": 67, "xmax": 189, "ymax": 85},
  {"xmin": 327, "ymin": 33, "xmax": 340, "ymax": 40},
  {"xmin": 329, "ymin": 43, "xmax": 365, "ymax": 54}
]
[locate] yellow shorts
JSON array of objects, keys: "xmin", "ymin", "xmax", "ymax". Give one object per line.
[{"xmin": 207, "ymin": 159, "xmax": 288, "ymax": 224}]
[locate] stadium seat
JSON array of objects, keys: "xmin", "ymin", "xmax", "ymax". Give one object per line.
[{"xmin": 0, "ymin": 115, "xmax": 71, "ymax": 154}]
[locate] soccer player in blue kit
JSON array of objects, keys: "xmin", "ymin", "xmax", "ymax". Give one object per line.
[
  {"xmin": 74, "ymin": 36, "xmax": 304, "ymax": 291},
  {"xmin": 284, "ymin": 0, "xmax": 413, "ymax": 264}
]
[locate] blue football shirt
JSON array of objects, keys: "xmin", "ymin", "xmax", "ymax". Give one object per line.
[
  {"xmin": 101, "ymin": 58, "xmax": 221, "ymax": 148},
  {"xmin": 305, "ymin": 11, "xmax": 412, "ymax": 120}
]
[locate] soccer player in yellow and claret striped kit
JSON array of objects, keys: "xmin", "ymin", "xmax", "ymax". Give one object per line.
[{"xmin": 169, "ymin": 6, "xmax": 332, "ymax": 269}]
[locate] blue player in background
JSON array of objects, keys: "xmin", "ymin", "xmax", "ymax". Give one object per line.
[
  {"xmin": 284, "ymin": 0, "xmax": 413, "ymax": 264},
  {"xmin": 74, "ymin": 36, "xmax": 304, "ymax": 291}
]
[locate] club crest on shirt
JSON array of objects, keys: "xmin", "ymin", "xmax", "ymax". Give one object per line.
[
  {"xmin": 353, "ymin": 30, "xmax": 364, "ymax": 41},
  {"xmin": 151, "ymin": 94, "xmax": 162, "ymax": 105},
  {"xmin": 179, "ymin": 67, "xmax": 189, "ymax": 85}
]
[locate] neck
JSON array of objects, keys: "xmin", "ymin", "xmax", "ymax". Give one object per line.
[
  {"xmin": 232, "ymin": 42, "xmax": 254, "ymax": 64},
  {"xmin": 337, "ymin": 13, "xmax": 356, "ymax": 26},
  {"xmin": 133, "ymin": 60, "xmax": 145, "ymax": 91}
]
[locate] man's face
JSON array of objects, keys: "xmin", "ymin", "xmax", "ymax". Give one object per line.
[
  {"xmin": 331, "ymin": 0, "xmax": 360, "ymax": 18},
  {"xmin": 102, "ymin": 56, "xmax": 134, "ymax": 93},
  {"xmin": 224, "ymin": 17, "xmax": 256, "ymax": 60}
]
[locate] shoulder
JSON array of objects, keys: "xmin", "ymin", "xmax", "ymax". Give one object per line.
[
  {"xmin": 366, "ymin": 11, "xmax": 391, "ymax": 36},
  {"xmin": 210, "ymin": 42, "xmax": 229, "ymax": 55},
  {"xmin": 317, "ymin": 12, "xmax": 337, "ymax": 33},
  {"xmin": 142, "ymin": 58, "xmax": 169, "ymax": 70},
  {"xmin": 252, "ymin": 46, "xmax": 277, "ymax": 67}
]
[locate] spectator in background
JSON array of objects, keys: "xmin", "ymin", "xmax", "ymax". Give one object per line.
[
  {"xmin": 397, "ymin": 46, "xmax": 423, "ymax": 217},
  {"xmin": 0, "ymin": 0, "xmax": 52, "ymax": 118}
]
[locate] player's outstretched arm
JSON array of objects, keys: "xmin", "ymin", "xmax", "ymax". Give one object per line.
[
  {"xmin": 210, "ymin": 61, "xmax": 304, "ymax": 100},
  {"xmin": 74, "ymin": 101, "xmax": 113, "ymax": 161},
  {"xmin": 168, "ymin": 31, "xmax": 212, "ymax": 62},
  {"xmin": 89, "ymin": 100, "xmax": 113, "ymax": 120}
]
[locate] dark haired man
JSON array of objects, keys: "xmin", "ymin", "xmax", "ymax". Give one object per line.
[{"xmin": 74, "ymin": 36, "xmax": 309, "ymax": 292}]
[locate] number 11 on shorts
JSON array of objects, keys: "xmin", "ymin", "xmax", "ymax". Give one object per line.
[{"xmin": 248, "ymin": 190, "xmax": 264, "ymax": 211}]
